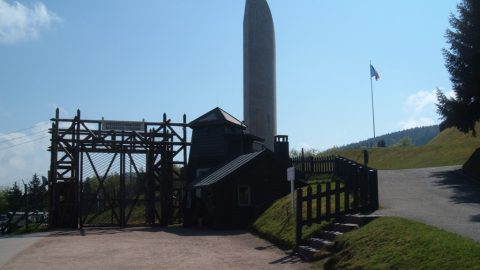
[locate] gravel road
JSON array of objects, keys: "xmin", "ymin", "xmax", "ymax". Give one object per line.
[
  {"xmin": 0, "ymin": 227, "xmax": 308, "ymax": 270},
  {"xmin": 376, "ymin": 165, "xmax": 480, "ymax": 241},
  {"xmin": 0, "ymin": 232, "xmax": 49, "ymax": 268}
]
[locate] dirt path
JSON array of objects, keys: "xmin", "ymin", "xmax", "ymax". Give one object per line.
[
  {"xmin": 376, "ymin": 166, "xmax": 480, "ymax": 241},
  {"xmin": 0, "ymin": 227, "xmax": 308, "ymax": 270},
  {"xmin": 0, "ymin": 232, "xmax": 49, "ymax": 268}
]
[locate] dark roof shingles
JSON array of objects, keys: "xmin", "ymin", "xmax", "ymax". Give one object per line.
[{"xmin": 190, "ymin": 151, "xmax": 264, "ymax": 187}]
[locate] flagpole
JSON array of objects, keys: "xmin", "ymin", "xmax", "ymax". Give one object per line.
[{"xmin": 370, "ymin": 61, "xmax": 376, "ymax": 139}]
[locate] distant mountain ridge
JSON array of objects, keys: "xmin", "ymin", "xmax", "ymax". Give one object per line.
[{"xmin": 339, "ymin": 125, "xmax": 440, "ymax": 149}]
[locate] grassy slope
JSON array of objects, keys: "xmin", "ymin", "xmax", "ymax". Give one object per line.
[
  {"xmin": 320, "ymin": 217, "xmax": 480, "ymax": 270},
  {"xmin": 251, "ymin": 182, "xmax": 345, "ymax": 249},
  {"xmin": 323, "ymin": 124, "xmax": 480, "ymax": 170}
]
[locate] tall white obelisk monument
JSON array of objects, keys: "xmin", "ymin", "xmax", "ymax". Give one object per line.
[{"xmin": 243, "ymin": 0, "xmax": 276, "ymax": 150}]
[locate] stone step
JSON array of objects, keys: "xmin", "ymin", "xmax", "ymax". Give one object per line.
[
  {"xmin": 338, "ymin": 214, "xmax": 380, "ymax": 226},
  {"xmin": 332, "ymin": 223, "xmax": 359, "ymax": 233},
  {"xmin": 318, "ymin": 230, "xmax": 343, "ymax": 241},
  {"xmin": 308, "ymin": 238, "xmax": 335, "ymax": 250},
  {"xmin": 295, "ymin": 245, "xmax": 331, "ymax": 262}
]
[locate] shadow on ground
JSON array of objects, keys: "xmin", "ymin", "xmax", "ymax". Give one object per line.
[
  {"xmin": 470, "ymin": 214, "xmax": 480, "ymax": 222},
  {"xmin": 49, "ymin": 226, "xmax": 247, "ymax": 238},
  {"xmin": 431, "ymin": 169, "xmax": 480, "ymax": 223},
  {"xmin": 430, "ymin": 169, "xmax": 480, "ymax": 205}
]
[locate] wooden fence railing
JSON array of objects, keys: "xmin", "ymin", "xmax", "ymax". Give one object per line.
[
  {"xmin": 295, "ymin": 156, "xmax": 379, "ymax": 244},
  {"xmin": 290, "ymin": 155, "xmax": 336, "ymax": 176}
]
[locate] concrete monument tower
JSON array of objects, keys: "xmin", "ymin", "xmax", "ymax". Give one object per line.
[{"xmin": 243, "ymin": 0, "xmax": 276, "ymax": 150}]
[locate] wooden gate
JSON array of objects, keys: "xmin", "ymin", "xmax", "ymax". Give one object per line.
[{"xmin": 48, "ymin": 109, "xmax": 190, "ymax": 228}]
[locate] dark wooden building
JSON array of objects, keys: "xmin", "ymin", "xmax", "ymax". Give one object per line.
[
  {"xmin": 187, "ymin": 107, "xmax": 263, "ymax": 180},
  {"xmin": 184, "ymin": 108, "xmax": 292, "ymax": 228}
]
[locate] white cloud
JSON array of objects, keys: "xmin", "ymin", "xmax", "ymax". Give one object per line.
[
  {"xmin": 398, "ymin": 117, "xmax": 435, "ymax": 130},
  {"xmin": 405, "ymin": 90, "xmax": 437, "ymax": 114},
  {"xmin": 404, "ymin": 89, "xmax": 455, "ymax": 114},
  {"xmin": 0, "ymin": 121, "xmax": 50, "ymax": 186},
  {"xmin": 0, "ymin": 0, "xmax": 60, "ymax": 44},
  {"xmin": 398, "ymin": 88, "xmax": 455, "ymax": 130}
]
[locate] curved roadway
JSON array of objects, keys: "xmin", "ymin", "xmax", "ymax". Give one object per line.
[{"xmin": 376, "ymin": 166, "xmax": 480, "ymax": 242}]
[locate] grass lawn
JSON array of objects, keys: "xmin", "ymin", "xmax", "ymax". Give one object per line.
[
  {"xmin": 318, "ymin": 217, "xmax": 480, "ymax": 270},
  {"xmin": 323, "ymin": 124, "xmax": 480, "ymax": 170}
]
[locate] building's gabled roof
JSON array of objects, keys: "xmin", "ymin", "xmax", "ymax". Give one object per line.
[
  {"xmin": 189, "ymin": 150, "xmax": 265, "ymax": 188},
  {"xmin": 189, "ymin": 107, "xmax": 246, "ymax": 128}
]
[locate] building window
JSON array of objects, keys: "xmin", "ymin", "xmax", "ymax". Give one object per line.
[{"xmin": 238, "ymin": 185, "xmax": 251, "ymax": 206}]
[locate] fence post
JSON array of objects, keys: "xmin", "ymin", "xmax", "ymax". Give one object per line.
[
  {"xmin": 316, "ymin": 184, "xmax": 322, "ymax": 223},
  {"xmin": 344, "ymin": 170, "xmax": 350, "ymax": 213},
  {"xmin": 295, "ymin": 188, "xmax": 303, "ymax": 245},
  {"xmin": 325, "ymin": 182, "xmax": 331, "ymax": 220},
  {"xmin": 352, "ymin": 164, "xmax": 359, "ymax": 211},
  {"xmin": 307, "ymin": 186, "xmax": 312, "ymax": 225},
  {"xmin": 334, "ymin": 157, "xmax": 338, "ymax": 176},
  {"xmin": 301, "ymin": 148, "xmax": 305, "ymax": 175},
  {"xmin": 334, "ymin": 179, "xmax": 340, "ymax": 216},
  {"xmin": 310, "ymin": 156, "xmax": 314, "ymax": 174}
]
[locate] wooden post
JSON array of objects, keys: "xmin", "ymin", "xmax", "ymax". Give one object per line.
[
  {"xmin": 301, "ymin": 148, "xmax": 305, "ymax": 174},
  {"xmin": 119, "ymin": 144, "xmax": 126, "ymax": 227},
  {"xmin": 79, "ymin": 151, "xmax": 84, "ymax": 228},
  {"xmin": 295, "ymin": 188, "xmax": 303, "ymax": 245},
  {"xmin": 73, "ymin": 109, "xmax": 81, "ymax": 229},
  {"xmin": 306, "ymin": 186, "xmax": 312, "ymax": 225},
  {"xmin": 325, "ymin": 182, "xmax": 331, "ymax": 220},
  {"xmin": 335, "ymin": 179, "xmax": 340, "ymax": 216},
  {"xmin": 344, "ymin": 170, "xmax": 350, "ymax": 213},
  {"xmin": 310, "ymin": 156, "xmax": 314, "ymax": 174},
  {"xmin": 352, "ymin": 164, "xmax": 359, "ymax": 212},
  {"xmin": 316, "ymin": 184, "xmax": 322, "ymax": 223},
  {"xmin": 146, "ymin": 131, "xmax": 155, "ymax": 225}
]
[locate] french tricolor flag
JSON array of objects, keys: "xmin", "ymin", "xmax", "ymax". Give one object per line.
[{"xmin": 370, "ymin": 64, "xmax": 380, "ymax": 81}]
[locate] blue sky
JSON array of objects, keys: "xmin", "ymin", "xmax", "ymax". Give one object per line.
[{"xmin": 0, "ymin": 0, "xmax": 460, "ymax": 186}]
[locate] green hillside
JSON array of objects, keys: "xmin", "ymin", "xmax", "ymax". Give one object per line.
[
  {"xmin": 339, "ymin": 125, "xmax": 439, "ymax": 149},
  {"xmin": 322, "ymin": 123, "xmax": 480, "ymax": 170}
]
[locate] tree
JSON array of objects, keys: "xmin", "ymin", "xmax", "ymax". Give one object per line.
[
  {"xmin": 28, "ymin": 174, "xmax": 47, "ymax": 211},
  {"xmin": 6, "ymin": 182, "xmax": 23, "ymax": 212},
  {"xmin": 377, "ymin": 140, "xmax": 386, "ymax": 148},
  {"xmin": 395, "ymin": 137, "xmax": 413, "ymax": 147},
  {"xmin": 437, "ymin": 0, "xmax": 480, "ymax": 136},
  {"xmin": 0, "ymin": 188, "xmax": 7, "ymax": 214}
]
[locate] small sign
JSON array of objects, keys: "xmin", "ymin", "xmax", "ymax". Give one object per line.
[
  {"xmin": 102, "ymin": 120, "xmax": 145, "ymax": 132},
  {"xmin": 287, "ymin": 167, "xmax": 295, "ymax": 181}
]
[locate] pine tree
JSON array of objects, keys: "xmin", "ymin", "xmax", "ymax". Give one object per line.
[
  {"xmin": 437, "ymin": 0, "xmax": 480, "ymax": 135},
  {"xmin": 28, "ymin": 174, "xmax": 47, "ymax": 211},
  {"xmin": 6, "ymin": 182, "xmax": 23, "ymax": 212},
  {"xmin": 0, "ymin": 188, "xmax": 7, "ymax": 214}
]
